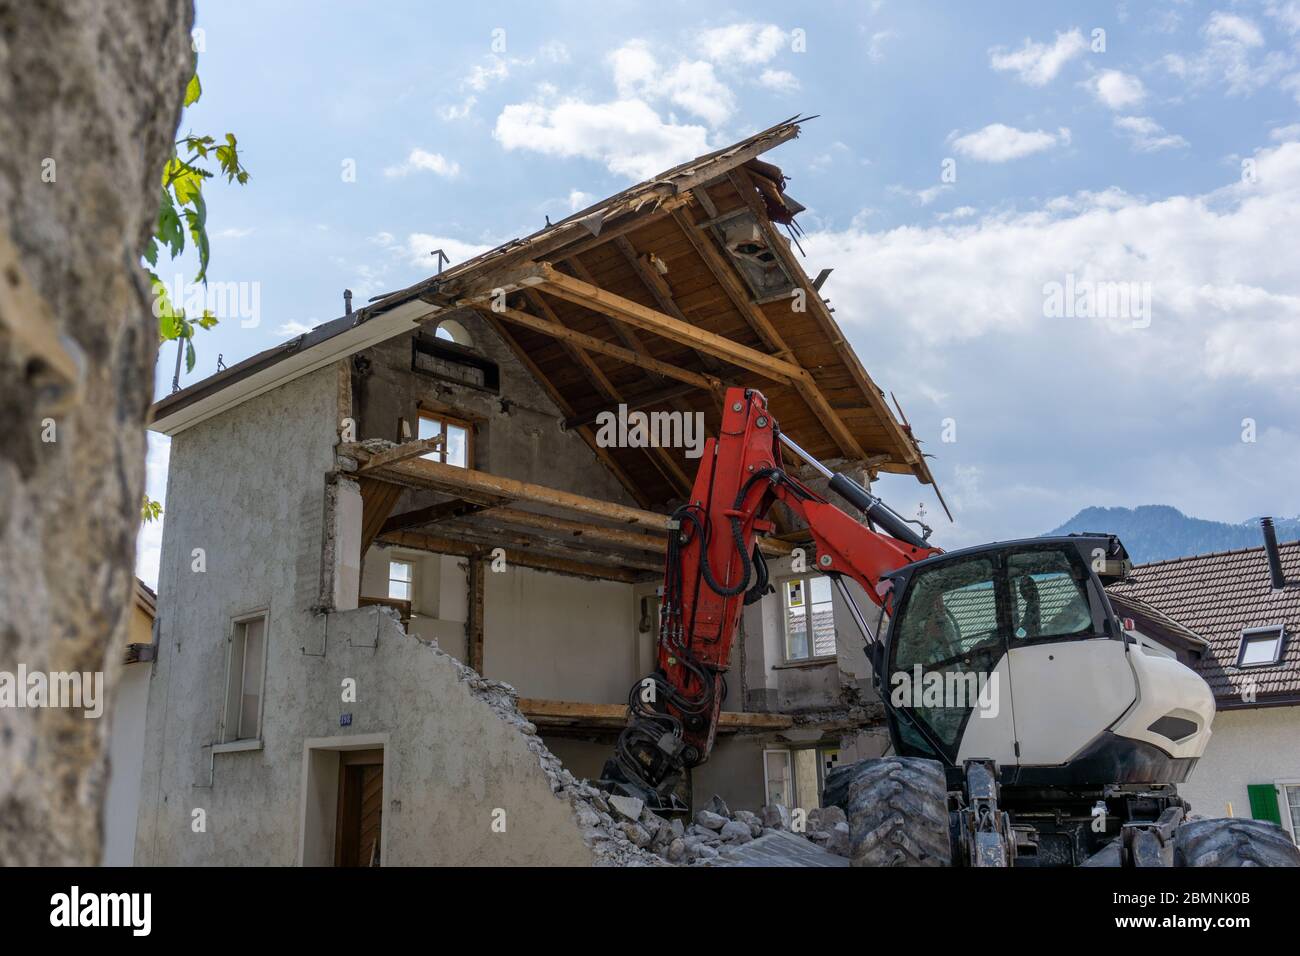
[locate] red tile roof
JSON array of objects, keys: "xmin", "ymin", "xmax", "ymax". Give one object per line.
[{"xmin": 1107, "ymin": 539, "xmax": 1300, "ymax": 705}]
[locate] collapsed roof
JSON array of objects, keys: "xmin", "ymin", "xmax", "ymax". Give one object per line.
[{"xmin": 150, "ymin": 116, "xmax": 938, "ymax": 508}]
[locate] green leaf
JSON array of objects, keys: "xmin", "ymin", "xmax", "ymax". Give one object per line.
[
  {"xmin": 196, "ymin": 309, "xmax": 219, "ymax": 330},
  {"xmin": 182, "ymin": 190, "xmax": 210, "ymax": 284},
  {"xmin": 143, "ymin": 235, "xmax": 159, "ymax": 268},
  {"xmin": 156, "ymin": 188, "xmax": 185, "ymax": 258},
  {"xmin": 185, "ymin": 337, "xmax": 196, "ymax": 373},
  {"xmin": 141, "ymin": 495, "xmax": 163, "ymax": 522},
  {"xmin": 184, "ymin": 72, "xmax": 202, "ymax": 107}
]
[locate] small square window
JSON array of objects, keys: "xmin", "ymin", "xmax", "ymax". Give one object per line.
[
  {"xmin": 1237, "ymin": 625, "xmax": 1285, "ymax": 668},
  {"xmin": 388, "ymin": 559, "xmax": 413, "ymax": 602},
  {"xmin": 417, "ymin": 412, "xmax": 471, "ymax": 468}
]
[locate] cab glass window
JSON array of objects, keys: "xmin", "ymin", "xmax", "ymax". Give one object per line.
[{"xmin": 1007, "ymin": 549, "xmax": 1093, "ymax": 641}]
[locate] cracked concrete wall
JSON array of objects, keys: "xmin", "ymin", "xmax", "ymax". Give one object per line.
[{"xmin": 135, "ymin": 366, "xmax": 612, "ymax": 865}]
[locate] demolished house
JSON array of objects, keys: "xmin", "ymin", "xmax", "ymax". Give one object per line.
[{"xmin": 135, "ymin": 118, "xmax": 939, "ymax": 865}]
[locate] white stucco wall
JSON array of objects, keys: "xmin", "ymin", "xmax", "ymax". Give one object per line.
[
  {"xmin": 102, "ymin": 661, "xmax": 151, "ymax": 865},
  {"xmin": 1179, "ymin": 705, "xmax": 1300, "ymax": 830}
]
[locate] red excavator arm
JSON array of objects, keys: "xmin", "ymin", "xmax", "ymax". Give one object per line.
[{"xmin": 605, "ymin": 387, "xmax": 941, "ymax": 806}]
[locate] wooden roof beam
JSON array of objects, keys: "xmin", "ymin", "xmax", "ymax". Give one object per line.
[
  {"xmin": 529, "ymin": 262, "xmax": 804, "ymax": 385},
  {"xmin": 380, "ymin": 530, "xmax": 645, "ymax": 584},
  {"xmin": 473, "ymin": 308, "xmax": 653, "ymax": 509},
  {"xmin": 724, "ymin": 168, "xmax": 922, "ymax": 468},
  {"xmin": 522, "ymin": 287, "xmax": 693, "ymax": 498},
  {"xmin": 471, "ymin": 303, "xmax": 718, "ymax": 393}
]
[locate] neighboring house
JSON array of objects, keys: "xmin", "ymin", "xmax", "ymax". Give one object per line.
[
  {"xmin": 1107, "ymin": 526, "xmax": 1300, "ymax": 841},
  {"xmin": 134, "ymin": 119, "xmax": 938, "ymax": 865},
  {"xmin": 102, "ymin": 578, "xmax": 156, "ymax": 865}
]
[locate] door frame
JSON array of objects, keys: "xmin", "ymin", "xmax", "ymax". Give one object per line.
[{"xmin": 297, "ymin": 733, "xmax": 389, "ymax": 866}]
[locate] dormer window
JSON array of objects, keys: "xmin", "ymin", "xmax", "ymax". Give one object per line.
[{"xmin": 1237, "ymin": 625, "xmax": 1285, "ymax": 667}]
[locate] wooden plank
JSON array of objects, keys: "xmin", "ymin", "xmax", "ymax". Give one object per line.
[
  {"xmin": 530, "ymin": 263, "xmax": 806, "ymax": 384},
  {"xmin": 523, "ymin": 288, "xmax": 693, "ymax": 499},
  {"xmin": 358, "ymin": 478, "xmax": 404, "ymax": 555},
  {"xmin": 725, "ymin": 168, "xmax": 921, "ymax": 469},
  {"xmin": 381, "ymin": 498, "xmax": 503, "ymax": 535},
  {"xmin": 475, "ymin": 308, "xmax": 654, "ymax": 509},
  {"xmin": 677, "ymin": 200, "xmax": 865, "ymax": 460},
  {"xmin": 381, "ymin": 530, "xmax": 644, "ymax": 584},
  {"xmin": 467, "ymin": 553, "xmax": 485, "ymax": 673},
  {"xmin": 475, "ymin": 304, "xmax": 718, "ymax": 392},
  {"xmin": 357, "ymin": 437, "xmax": 444, "ymax": 474},
  {"xmin": 517, "ymin": 697, "xmax": 794, "ymax": 731}
]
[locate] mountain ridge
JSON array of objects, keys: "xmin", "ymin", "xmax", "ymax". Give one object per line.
[{"xmin": 1044, "ymin": 505, "xmax": 1300, "ymax": 564}]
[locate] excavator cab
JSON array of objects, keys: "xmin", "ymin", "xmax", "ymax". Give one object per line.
[{"xmin": 876, "ymin": 534, "xmax": 1217, "ymax": 787}]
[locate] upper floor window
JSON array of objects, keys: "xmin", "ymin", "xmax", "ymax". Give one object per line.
[
  {"xmin": 223, "ymin": 614, "xmax": 267, "ymax": 743},
  {"xmin": 1238, "ymin": 625, "xmax": 1285, "ymax": 667},
  {"xmin": 418, "ymin": 411, "xmax": 471, "ymax": 468},
  {"xmin": 783, "ymin": 574, "xmax": 837, "ymax": 661}
]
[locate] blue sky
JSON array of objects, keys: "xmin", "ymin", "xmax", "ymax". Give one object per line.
[{"xmin": 139, "ymin": 0, "xmax": 1300, "ymax": 585}]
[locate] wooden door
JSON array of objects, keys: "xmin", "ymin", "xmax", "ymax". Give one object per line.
[{"xmin": 334, "ymin": 749, "xmax": 384, "ymax": 866}]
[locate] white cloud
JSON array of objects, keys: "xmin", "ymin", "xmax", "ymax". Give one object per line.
[
  {"xmin": 936, "ymin": 205, "xmax": 977, "ymax": 221},
  {"xmin": 610, "ymin": 41, "xmax": 735, "ymax": 125},
  {"xmin": 1205, "ymin": 11, "xmax": 1265, "ymax": 47},
  {"xmin": 276, "ymin": 320, "xmax": 315, "ymax": 337},
  {"xmin": 1163, "ymin": 11, "xmax": 1293, "ymax": 95},
  {"xmin": 989, "ymin": 28, "xmax": 1088, "ymax": 85},
  {"xmin": 384, "ymin": 148, "xmax": 461, "ymax": 179},
  {"xmin": 1114, "ymin": 115, "xmax": 1189, "ymax": 152},
  {"xmin": 695, "ymin": 23, "xmax": 788, "ymax": 65},
  {"xmin": 949, "ymin": 123, "xmax": 1069, "ymax": 162},
  {"xmin": 868, "ymin": 30, "xmax": 897, "ymax": 62},
  {"xmin": 758, "ymin": 68, "xmax": 800, "ymax": 93},
  {"xmin": 1271, "ymin": 122, "xmax": 1300, "ymax": 141},
  {"xmin": 1089, "ymin": 69, "xmax": 1146, "ymax": 109},
  {"xmin": 403, "ymin": 234, "xmax": 493, "ymax": 269},
  {"xmin": 567, "ymin": 189, "xmax": 594, "ymax": 211},
  {"xmin": 464, "ymin": 55, "xmax": 509, "ymax": 91},
  {"xmin": 494, "ymin": 98, "xmax": 710, "ymax": 180},
  {"xmin": 214, "ymin": 226, "xmax": 254, "ymax": 240},
  {"xmin": 440, "ymin": 96, "xmax": 476, "ymax": 121},
  {"xmin": 889, "ymin": 183, "xmax": 953, "ymax": 206},
  {"xmin": 802, "ymin": 143, "xmax": 1300, "ymax": 544}
]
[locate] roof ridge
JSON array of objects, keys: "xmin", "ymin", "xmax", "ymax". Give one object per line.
[{"xmin": 1133, "ymin": 537, "xmax": 1300, "ymax": 569}]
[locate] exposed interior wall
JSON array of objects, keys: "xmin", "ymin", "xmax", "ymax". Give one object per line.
[
  {"xmin": 360, "ymin": 545, "xmax": 469, "ymax": 658},
  {"xmin": 136, "ymin": 366, "xmax": 622, "ymax": 866},
  {"xmin": 352, "ymin": 312, "xmax": 635, "ymax": 506},
  {"xmin": 1179, "ymin": 705, "xmax": 1300, "ymax": 822},
  {"xmin": 484, "ymin": 566, "xmax": 638, "ymax": 703}
]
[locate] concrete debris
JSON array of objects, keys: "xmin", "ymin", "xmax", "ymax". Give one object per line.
[
  {"xmin": 703, "ymin": 794, "xmax": 731, "ymax": 818},
  {"xmin": 761, "ymin": 803, "xmax": 792, "ymax": 830},
  {"xmin": 609, "ymin": 795, "xmax": 644, "ymax": 822},
  {"xmin": 667, "ymin": 794, "xmax": 852, "ymax": 866},
  {"xmin": 695, "ymin": 809, "xmax": 728, "ymax": 830}
]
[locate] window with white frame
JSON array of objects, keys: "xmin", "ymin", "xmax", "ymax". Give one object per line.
[
  {"xmin": 388, "ymin": 559, "xmax": 413, "ymax": 602},
  {"xmin": 1237, "ymin": 625, "xmax": 1285, "ymax": 667},
  {"xmin": 223, "ymin": 615, "xmax": 267, "ymax": 743},
  {"xmin": 1284, "ymin": 783, "xmax": 1300, "ymax": 844},
  {"xmin": 417, "ymin": 411, "xmax": 471, "ymax": 468},
  {"xmin": 764, "ymin": 745, "xmax": 840, "ymax": 811},
  {"xmin": 782, "ymin": 574, "xmax": 837, "ymax": 661}
]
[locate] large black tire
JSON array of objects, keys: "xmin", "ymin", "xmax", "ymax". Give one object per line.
[
  {"xmin": 825, "ymin": 757, "xmax": 953, "ymax": 867},
  {"xmin": 1174, "ymin": 818, "xmax": 1300, "ymax": 867}
]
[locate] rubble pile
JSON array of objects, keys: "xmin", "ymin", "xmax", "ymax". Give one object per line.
[{"xmin": 592, "ymin": 791, "xmax": 851, "ymax": 865}]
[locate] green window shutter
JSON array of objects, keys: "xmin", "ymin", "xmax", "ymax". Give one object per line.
[{"xmin": 1246, "ymin": 783, "xmax": 1282, "ymax": 825}]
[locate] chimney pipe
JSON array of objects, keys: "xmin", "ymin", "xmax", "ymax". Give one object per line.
[
  {"xmin": 343, "ymin": 289, "xmax": 353, "ymax": 316},
  {"xmin": 1261, "ymin": 517, "xmax": 1287, "ymax": 590}
]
